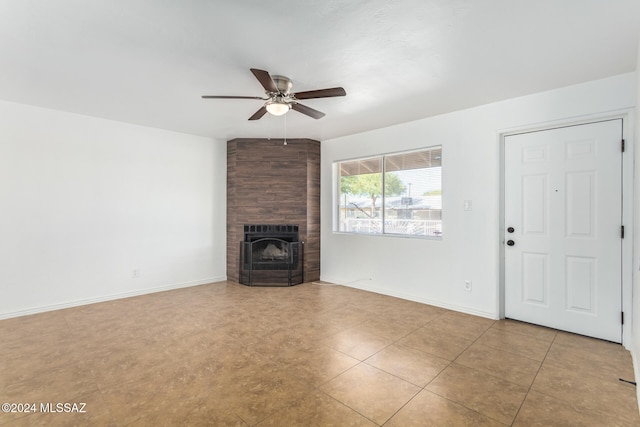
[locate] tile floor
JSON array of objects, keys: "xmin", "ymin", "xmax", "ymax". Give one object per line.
[{"xmin": 0, "ymin": 281, "xmax": 638, "ymax": 426}]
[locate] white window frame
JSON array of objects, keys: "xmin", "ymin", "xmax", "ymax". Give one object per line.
[{"xmin": 334, "ymin": 146, "xmax": 442, "ymax": 239}]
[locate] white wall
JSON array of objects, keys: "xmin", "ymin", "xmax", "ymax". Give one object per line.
[
  {"xmin": 0, "ymin": 100, "xmax": 227, "ymax": 318},
  {"xmin": 321, "ymin": 73, "xmax": 636, "ymax": 321},
  {"xmin": 632, "ymin": 42, "xmax": 640, "ymax": 400}
]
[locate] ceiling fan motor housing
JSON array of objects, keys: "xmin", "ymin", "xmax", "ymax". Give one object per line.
[{"xmin": 271, "ymin": 75, "xmax": 293, "ymax": 95}]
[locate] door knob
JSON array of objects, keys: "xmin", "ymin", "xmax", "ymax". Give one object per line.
[
  {"xmin": 507, "ymin": 227, "xmax": 515, "ymax": 233},
  {"xmin": 507, "ymin": 240, "xmax": 515, "ymax": 246}
]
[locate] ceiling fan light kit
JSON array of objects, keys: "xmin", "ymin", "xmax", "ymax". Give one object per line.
[
  {"xmin": 265, "ymin": 99, "xmax": 291, "ymax": 116},
  {"xmin": 202, "ymin": 68, "xmax": 346, "ymax": 120}
]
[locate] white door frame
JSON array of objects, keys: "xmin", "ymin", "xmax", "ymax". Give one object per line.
[{"xmin": 498, "ymin": 110, "xmax": 634, "ymax": 348}]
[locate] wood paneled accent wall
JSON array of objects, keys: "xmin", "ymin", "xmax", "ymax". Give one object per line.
[{"xmin": 227, "ymin": 138, "xmax": 321, "ymax": 283}]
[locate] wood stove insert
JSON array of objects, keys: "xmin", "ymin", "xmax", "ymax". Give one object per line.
[{"xmin": 240, "ymin": 224, "xmax": 304, "ymax": 286}]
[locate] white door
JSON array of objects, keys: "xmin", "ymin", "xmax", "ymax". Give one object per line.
[{"xmin": 504, "ymin": 119, "xmax": 623, "ymax": 342}]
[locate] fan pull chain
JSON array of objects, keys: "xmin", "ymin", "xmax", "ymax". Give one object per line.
[{"xmin": 283, "ymin": 113, "xmax": 287, "ymax": 146}]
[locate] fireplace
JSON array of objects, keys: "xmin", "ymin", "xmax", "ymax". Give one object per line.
[
  {"xmin": 240, "ymin": 224, "xmax": 304, "ymax": 286},
  {"xmin": 227, "ymin": 138, "xmax": 320, "ymax": 284}
]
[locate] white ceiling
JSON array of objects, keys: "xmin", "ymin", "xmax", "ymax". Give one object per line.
[{"xmin": 0, "ymin": 0, "xmax": 638, "ymax": 141}]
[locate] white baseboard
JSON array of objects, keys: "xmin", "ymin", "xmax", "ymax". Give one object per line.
[
  {"xmin": 0, "ymin": 276, "xmax": 227, "ymax": 320},
  {"xmin": 319, "ymin": 276, "xmax": 499, "ymax": 320}
]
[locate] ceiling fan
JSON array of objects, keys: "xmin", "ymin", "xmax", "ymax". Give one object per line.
[{"xmin": 202, "ymin": 68, "xmax": 346, "ymax": 120}]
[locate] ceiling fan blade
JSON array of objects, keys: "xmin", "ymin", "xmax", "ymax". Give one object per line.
[
  {"xmin": 202, "ymin": 95, "xmax": 266, "ymax": 100},
  {"xmin": 293, "ymin": 87, "xmax": 346, "ymax": 100},
  {"xmin": 248, "ymin": 106, "xmax": 268, "ymax": 120},
  {"xmin": 250, "ymin": 68, "xmax": 278, "ymax": 93},
  {"xmin": 291, "ymin": 103, "xmax": 326, "ymax": 119}
]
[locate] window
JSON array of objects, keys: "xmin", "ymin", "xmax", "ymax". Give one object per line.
[{"xmin": 336, "ymin": 146, "xmax": 442, "ymax": 237}]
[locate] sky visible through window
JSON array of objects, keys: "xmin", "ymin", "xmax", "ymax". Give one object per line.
[{"xmin": 394, "ymin": 167, "xmax": 441, "ymax": 197}]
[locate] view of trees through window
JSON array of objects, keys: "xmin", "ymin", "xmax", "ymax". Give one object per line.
[{"xmin": 337, "ymin": 147, "xmax": 442, "ymax": 237}]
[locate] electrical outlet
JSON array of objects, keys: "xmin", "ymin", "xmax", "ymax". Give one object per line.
[
  {"xmin": 132, "ymin": 269, "xmax": 140, "ymax": 278},
  {"xmin": 464, "ymin": 280, "xmax": 472, "ymax": 292}
]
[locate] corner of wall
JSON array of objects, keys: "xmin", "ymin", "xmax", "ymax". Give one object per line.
[{"xmin": 631, "ymin": 39, "xmax": 640, "ymax": 407}]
